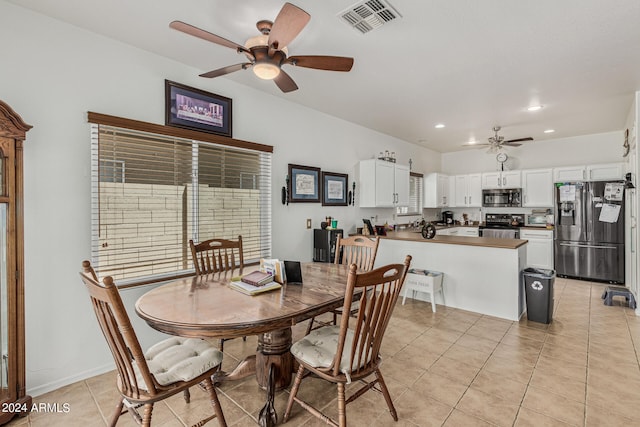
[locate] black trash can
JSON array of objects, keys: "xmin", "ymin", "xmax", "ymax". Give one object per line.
[{"xmin": 523, "ymin": 268, "xmax": 555, "ymax": 324}]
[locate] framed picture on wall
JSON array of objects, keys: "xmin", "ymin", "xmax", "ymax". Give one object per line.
[
  {"xmin": 321, "ymin": 171, "xmax": 348, "ymax": 206},
  {"xmin": 165, "ymin": 80, "xmax": 232, "ymax": 137},
  {"xmin": 288, "ymin": 164, "xmax": 320, "ymax": 203}
]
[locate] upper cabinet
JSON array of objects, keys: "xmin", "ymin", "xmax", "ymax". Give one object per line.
[
  {"xmin": 481, "ymin": 170, "xmax": 521, "ymax": 189},
  {"xmin": 424, "ymin": 173, "xmax": 450, "ymax": 207},
  {"xmin": 553, "ymin": 163, "xmax": 624, "ymax": 182},
  {"xmin": 454, "ymin": 174, "xmax": 482, "ymax": 207},
  {"xmin": 356, "ymin": 159, "xmax": 409, "ymax": 208},
  {"xmin": 522, "ymin": 168, "xmax": 553, "ymax": 207}
]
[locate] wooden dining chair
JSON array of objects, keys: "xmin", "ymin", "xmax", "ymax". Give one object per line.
[
  {"xmin": 79, "ymin": 261, "xmax": 228, "ymax": 427},
  {"xmin": 306, "ymin": 235, "xmax": 380, "ymax": 334},
  {"xmin": 189, "ymin": 235, "xmax": 244, "ymax": 275},
  {"xmin": 284, "ymin": 255, "xmax": 412, "ymax": 427},
  {"xmin": 189, "ymin": 236, "xmax": 246, "ymax": 351}
]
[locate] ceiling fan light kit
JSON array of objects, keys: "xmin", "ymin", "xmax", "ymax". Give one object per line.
[{"xmin": 170, "ymin": 2, "xmax": 354, "ymax": 92}]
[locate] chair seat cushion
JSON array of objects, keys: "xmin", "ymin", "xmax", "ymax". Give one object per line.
[
  {"xmin": 291, "ymin": 325, "xmax": 370, "ymax": 379},
  {"xmin": 136, "ymin": 337, "xmax": 223, "ymax": 389}
]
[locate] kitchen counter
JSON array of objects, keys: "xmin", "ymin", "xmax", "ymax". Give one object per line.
[
  {"xmin": 381, "ymin": 230, "xmax": 527, "ymax": 249},
  {"xmin": 374, "ymin": 231, "xmax": 527, "ymax": 321}
]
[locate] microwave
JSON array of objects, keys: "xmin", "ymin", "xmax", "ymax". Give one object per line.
[{"xmin": 482, "ymin": 188, "xmax": 522, "ymax": 207}]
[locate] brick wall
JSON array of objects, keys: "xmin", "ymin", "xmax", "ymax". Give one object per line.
[{"xmin": 98, "ymin": 182, "xmax": 261, "ymax": 280}]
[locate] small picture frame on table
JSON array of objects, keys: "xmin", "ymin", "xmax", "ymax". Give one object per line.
[
  {"xmin": 165, "ymin": 80, "xmax": 232, "ymax": 137},
  {"xmin": 288, "ymin": 164, "xmax": 321, "ymax": 203},
  {"xmin": 321, "ymin": 171, "xmax": 348, "ymax": 206}
]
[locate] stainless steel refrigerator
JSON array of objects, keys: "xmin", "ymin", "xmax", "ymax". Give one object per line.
[{"xmin": 554, "ymin": 181, "xmax": 625, "ymax": 283}]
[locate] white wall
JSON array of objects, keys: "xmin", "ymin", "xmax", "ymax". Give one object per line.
[
  {"xmin": 441, "ymin": 131, "xmax": 624, "ymax": 175},
  {"xmin": 0, "ymin": 2, "xmax": 440, "ymax": 395}
]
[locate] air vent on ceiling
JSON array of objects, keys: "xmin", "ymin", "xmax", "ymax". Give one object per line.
[{"xmin": 339, "ymin": 0, "xmax": 401, "ymax": 34}]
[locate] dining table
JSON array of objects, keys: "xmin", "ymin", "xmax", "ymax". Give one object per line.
[{"xmin": 135, "ymin": 262, "xmax": 354, "ymax": 424}]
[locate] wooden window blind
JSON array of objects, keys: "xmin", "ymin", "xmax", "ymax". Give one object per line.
[
  {"xmin": 90, "ymin": 123, "xmax": 272, "ymax": 286},
  {"xmin": 397, "ymin": 172, "xmax": 423, "ymax": 215}
]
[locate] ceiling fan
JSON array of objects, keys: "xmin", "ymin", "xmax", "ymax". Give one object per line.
[
  {"xmin": 465, "ymin": 126, "xmax": 533, "ymax": 152},
  {"xmin": 169, "ymin": 2, "xmax": 354, "ymax": 93}
]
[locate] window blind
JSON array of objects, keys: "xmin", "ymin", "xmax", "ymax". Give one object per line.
[
  {"xmin": 397, "ymin": 172, "xmax": 423, "ymax": 215},
  {"xmin": 90, "ymin": 124, "xmax": 272, "ymax": 285}
]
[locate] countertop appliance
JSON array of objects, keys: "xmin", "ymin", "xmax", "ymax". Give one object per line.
[
  {"xmin": 554, "ymin": 181, "xmax": 625, "ymax": 283},
  {"xmin": 482, "ymin": 188, "xmax": 522, "ymax": 207},
  {"xmin": 479, "ymin": 213, "xmax": 524, "ymax": 238},
  {"xmin": 442, "ymin": 210, "xmax": 454, "ymax": 225}
]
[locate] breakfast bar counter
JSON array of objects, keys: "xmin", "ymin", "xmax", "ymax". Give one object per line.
[{"xmin": 373, "ymin": 231, "xmax": 527, "ymax": 321}]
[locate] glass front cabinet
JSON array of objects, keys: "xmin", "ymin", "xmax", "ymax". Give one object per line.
[{"xmin": 0, "ymin": 100, "xmax": 31, "ymax": 424}]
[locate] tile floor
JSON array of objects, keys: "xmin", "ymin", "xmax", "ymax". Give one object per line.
[{"xmin": 7, "ymin": 277, "xmax": 640, "ymax": 426}]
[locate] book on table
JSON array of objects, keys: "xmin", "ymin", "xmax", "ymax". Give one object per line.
[
  {"xmin": 260, "ymin": 258, "xmax": 286, "ymax": 283},
  {"xmin": 240, "ymin": 270, "xmax": 274, "ymax": 287},
  {"xmin": 228, "ymin": 279, "xmax": 282, "ymax": 296}
]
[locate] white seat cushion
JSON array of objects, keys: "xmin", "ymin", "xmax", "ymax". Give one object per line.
[
  {"xmin": 135, "ymin": 337, "xmax": 223, "ymax": 390},
  {"xmin": 291, "ymin": 325, "xmax": 370, "ymax": 381}
]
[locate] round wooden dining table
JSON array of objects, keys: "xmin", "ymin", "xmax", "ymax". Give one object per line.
[{"xmin": 135, "ymin": 262, "xmax": 353, "ymax": 392}]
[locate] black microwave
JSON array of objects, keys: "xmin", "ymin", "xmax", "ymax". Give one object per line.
[{"xmin": 482, "ymin": 188, "xmax": 522, "ymax": 207}]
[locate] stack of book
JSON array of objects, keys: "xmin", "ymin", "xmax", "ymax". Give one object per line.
[{"xmin": 229, "ymin": 270, "xmax": 281, "ymax": 296}]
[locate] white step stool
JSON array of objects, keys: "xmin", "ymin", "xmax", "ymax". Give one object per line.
[{"xmin": 402, "ymin": 269, "xmax": 444, "ymax": 312}]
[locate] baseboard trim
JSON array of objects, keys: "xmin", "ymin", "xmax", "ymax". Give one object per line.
[{"xmin": 28, "ymin": 363, "xmax": 115, "ymax": 397}]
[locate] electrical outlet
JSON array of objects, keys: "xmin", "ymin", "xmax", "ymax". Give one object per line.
[{"xmin": 306, "ymin": 218, "xmax": 312, "ymax": 229}]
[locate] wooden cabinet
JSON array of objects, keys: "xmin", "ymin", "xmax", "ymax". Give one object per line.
[
  {"xmin": 520, "ymin": 229, "xmax": 554, "ymax": 269},
  {"xmin": 454, "ymin": 174, "xmax": 482, "ymax": 207},
  {"xmin": 424, "ymin": 173, "xmax": 450, "ymax": 207},
  {"xmin": 481, "ymin": 170, "xmax": 521, "ymax": 189},
  {"xmin": 553, "ymin": 163, "xmax": 624, "ymax": 182},
  {"xmin": 356, "ymin": 159, "xmax": 409, "ymax": 208},
  {"xmin": 0, "ymin": 101, "xmax": 31, "ymax": 424},
  {"xmin": 522, "ymin": 168, "xmax": 554, "ymax": 207}
]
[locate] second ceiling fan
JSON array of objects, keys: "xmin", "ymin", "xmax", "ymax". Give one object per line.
[
  {"xmin": 467, "ymin": 126, "xmax": 533, "ymax": 152},
  {"xmin": 170, "ymin": 2, "xmax": 354, "ymax": 93}
]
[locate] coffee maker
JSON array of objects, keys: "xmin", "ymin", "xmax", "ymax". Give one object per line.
[{"xmin": 442, "ymin": 211, "xmax": 454, "ymax": 225}]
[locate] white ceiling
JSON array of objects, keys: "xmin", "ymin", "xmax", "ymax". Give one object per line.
[{"xmin": 10, "ymin": 0, "xmax": 640, "ymax": 152}]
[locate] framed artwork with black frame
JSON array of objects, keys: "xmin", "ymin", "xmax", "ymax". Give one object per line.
[
  {"xmin": 165, "ymin": 80, "xmax": 232, "ymax": 137},
  {"xmin": 321, "ymin": 171, "xmax": 348, "ymax": 206},
  {"xmin": 288, "ymin": 164, "xmax": 320, "ymax": 203}
]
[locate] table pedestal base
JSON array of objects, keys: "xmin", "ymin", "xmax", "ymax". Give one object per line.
[
  {"xmin": 256, "ymin": 328, "xmax": 293, "ymax": 391},
  {"xmin": 212, "ymin": 327, "xmax": 294, "ymax": 392}
]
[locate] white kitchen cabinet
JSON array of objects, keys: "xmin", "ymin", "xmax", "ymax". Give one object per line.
[
  {"xmin": 481, "ymin": 170, "xmax": 521, "ymax": 189},
  {"xmin": 520, "ymin": 229, "xmax": 554, "ymax": 269},
  {"xmin": 454, "ymin": 174, "xmax": 482, "ymax": 207},
  {"xmin": 522, "ymin": 168, "xmax": 553, "ymax": 207},
  {"xmin": 356, "ymin": 159, "xmax": 410, "ymax": 208},
  {"xmin": 424, "ymin": 173, "xmax": 450, "ymax": 207},
  {"xmin": 554, "ymin": 163, "xmax": 624, "ymax": 182},
  {"xmin": 587, "ymin": 163, "xmax": 624, "ymax": 181},
  {"xmin": 553, "ymin": 165, "xmax": 587, "ymax": 182},
  {"xmin": 460, "ymin": 227, "xmax": 479, "ymax": 237}
]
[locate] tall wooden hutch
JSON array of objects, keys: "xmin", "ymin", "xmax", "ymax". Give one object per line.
[{"xmin": 0, "ymin": 100, "xmax": 31, "ymax": 424}]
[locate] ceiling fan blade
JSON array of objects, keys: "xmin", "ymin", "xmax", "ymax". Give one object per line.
[
  {"xmin": 503, "ymin": 142, "xmax": 523, "ymax": 147},
  {"xmin": 286, "ymin": 55, "xmax": 354, "ymax": 71},
  {"xmin": 170, "ymin": 21, "xmax": 251, "ymax": 55},
  {"xmin": 199, "ymin": 63, "xmax": 251, "ymax": 78},
  {"xmin": 505, "ymin": 137, "xmax": 533, "ymax": 143},
  {"xmin": 273, "ymin": 69, "xmax": 298, "ymax": 93},
  {"xmin": 268, "ymin": 3, "xmax": 310, "ymax": 51}
]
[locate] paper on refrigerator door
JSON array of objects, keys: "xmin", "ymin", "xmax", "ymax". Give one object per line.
[
  {"xmin": 604, "ymin": 182, "xmax": 624, "ymax": 201},
  {"xmin": 559, "ymin": 185, "xmax": 576, "ymax": 201},
  {"xmin": 599, "ymin": 203, "xmax": 621, "ymax": 223}
]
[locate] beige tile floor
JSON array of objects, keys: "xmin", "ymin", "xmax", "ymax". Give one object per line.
[{"xmin": 7, "ymin": 277, "xmax": 640, "ymax": 426}]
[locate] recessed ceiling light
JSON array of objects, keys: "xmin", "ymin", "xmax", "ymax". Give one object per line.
[
  {"xmin": 435, "ymin": 124, "xmax": 445, "ymax": 129},
  {"xmin": 544, "ymin": 129, "xmax": 555, "ymax": 133},
  {"xmin": 467, "ymin": 139, "xmax": 477, "ymax": 145},
  {"xmin": 527, "ymin": 105, "xmax": 543, "ymax": 112}
]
